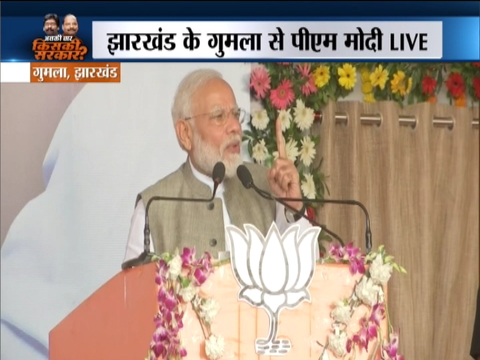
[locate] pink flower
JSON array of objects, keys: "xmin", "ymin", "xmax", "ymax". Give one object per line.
[
  {"xmin": 181, "ymin": 247, "xmax": 196, "ymax": 267},
  {"xmin": 152, "ymin": 326, "xmax": 168, "ymax": 343},
  {"xmin": 369, "ymin": 303, "xmax": 386, "ymax": 326},
  {"xmin": 329, "ymin": 243, "xmax": 345, "ymax": 262},
  {"xmin": 269, "ymin": 79, "xmax": 295, "ymax": 110},
  {"xmin": 193, "ymin": 252, "xmax": 214, "ymax": 280},
  {"xmin": 296, "ymin": 63, "xmax": 317, "ymax": 96},
  {"xmin": 345, "ymin": 243, "xmax": 360, "ymax": 258},
  {"xmin": 346, "ymin": 338, "xmax": 353, "ymax": 353},
  {"xmin": 250, "ymin": 65, "xmax": 271, "ymax": 99},
  {"xmin": 382, "ymin": 331, "xmax": 404, "ymax": 360},
  {"xmin": 301, "ymin": 77, "xmax": 317, "ymax": 96},
  {"xmin": 352, "ymin": 328, "xmax": 368, "ymax": 352},
  {"xmin": 164, "ymin": 289, "xmax": 178, "ymax": 311},
  {"xmin": 194, "ymin": 267, "xmax": 208, "ymax": 285},
  {"xmin": 152, "ymin": 342, "xmax": 167, "ymax": 358},
  {"xmin": 179, "ymin": 347, "xmax": 187, "ymax": 357},
  {"xmin": 343, "ymin": 243, "xmax": 366, "ymax": 275},
  {"xmin": 351, "ymin": 317, "xmax": 378, "ymax": 352},
  {"xmin": 157, "ymin": 286, "xmax": 168, "ymax": 303},
  {"xmin": 151, "ymin": 247, "xmax": 208, "ymax": 360},
  {"xmin": 327, "ymin": 243, "xmax": 366, "ymax": 274},
  {"xmin": 349, "ymin": 256, "xmax": 365, "ymax": 275},
  {"xmin": 175, "ymin": 311, "xmax": 185, "ymax": 329},
  {"xmin": 155, "ymin": 260, "xmax": 168, "ymax": 285}
]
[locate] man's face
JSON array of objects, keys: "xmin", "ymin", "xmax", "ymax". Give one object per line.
[
  {"xmin": 63, "ymin": 16, "xmax": 78, "ymax": 36},
  {"xmin": 189, "ymin": 79, "xmax": 244, "ymax": 178},
  {"xmin": 44, "ymin": 19, "xmax": 59, "ymax": 35}
]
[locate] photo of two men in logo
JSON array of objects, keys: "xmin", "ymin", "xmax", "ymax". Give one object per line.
[{"xmin": 43, "ymin": 13, "xmax": 79, "ymax": 37}]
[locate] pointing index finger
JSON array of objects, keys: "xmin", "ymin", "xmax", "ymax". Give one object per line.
[{"xmin": 276, "ymin": 115, "xmax": 287, "ymax": 159}]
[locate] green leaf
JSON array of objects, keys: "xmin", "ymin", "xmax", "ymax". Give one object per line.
[
  {"xmin": 180, "ymin": 277, "xmax": 191, "ymax": 288},
  {"xmin": 243, "ymin": 130, "xmax": 254, "ymax": 138},
  {"xmin": 161, "ymin": 252, "xmax": 172, "ymax": 262}
]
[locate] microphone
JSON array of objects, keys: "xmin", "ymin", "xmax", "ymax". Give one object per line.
[
  {"xmin": 279, "ymin": 197, "xmax": 372, "ymax": 254},
  {"xmin": 121, "ymin": 161, "xmax": 226, "ymax": 270},
  {"xmin": 236, "ymin": 165, "xmax": 346, "ymax": 247}
]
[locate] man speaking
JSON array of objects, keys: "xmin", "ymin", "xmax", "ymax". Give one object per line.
[{"xmin": 123, "ymin": 68, "xmax": 313, "ymax": 261}]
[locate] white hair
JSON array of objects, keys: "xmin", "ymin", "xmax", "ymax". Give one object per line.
[{"xmin": 171, "ymin": 68, "xmax": 224, "ymax": 124}]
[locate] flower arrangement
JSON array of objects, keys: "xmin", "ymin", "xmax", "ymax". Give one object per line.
[
  {"xmin": 245, "ymin": 62, "xmax": 479, "ymax": 252},
  {"xmin": 146, "ymin": 248, "xmax": 224, "ymax": 360},
  {"xmin": 146, "ymin": 242, "xmax": 405, "ymax": 360},
  {"xmin": 246, "ymin": 63, "xmax": 360, "ymax": 250},
  {"xmin": 319, "ymin": 242, "xmax": 407, "ymax": 360},
  {"xmin": 359, "ymin": 62, "xmax": 480, "ymax": 107}
]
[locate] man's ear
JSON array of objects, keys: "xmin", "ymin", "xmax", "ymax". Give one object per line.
[{"xmin": 175, "ymin": 119, "xmax": 193, "ymax": 151}]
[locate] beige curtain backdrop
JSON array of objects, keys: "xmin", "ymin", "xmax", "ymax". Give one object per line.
[{"xmin": 314, "ymin": 100, "xmax": 479, "ymax": 360}]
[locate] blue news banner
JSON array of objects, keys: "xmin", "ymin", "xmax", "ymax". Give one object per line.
[{"xmin": 1, "ymin": 17, "xmax": 479, "ymax": 62}]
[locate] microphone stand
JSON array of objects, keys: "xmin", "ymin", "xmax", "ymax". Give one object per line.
[
  {"xmin": 271, "ymin": 194, "xmax": 372, "ymax": 254},
  {"xmin": 249, "ymin": 184, "xmax": 346, "ymax": 247},
  {"xmin": 122, "ymin": 162, "xmax": 225, "ymax": 270},
  {"xmin": 264, "ymin": 193, "xmax": 372, "ymax": 254},
  {"xmin": 121, "ymin": 190, "xmax": 219, "ymax": 270}
]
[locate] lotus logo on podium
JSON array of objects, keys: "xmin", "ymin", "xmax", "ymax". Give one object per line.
[{"xmin": 225, "ymin": 223, "xmax": 321, "ymax": 356}]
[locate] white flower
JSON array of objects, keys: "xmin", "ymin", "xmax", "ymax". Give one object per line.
[
  {"xmin": 199, "ymin": 298, "xmax": 220, "ymax": 324},
  {"xmin": 331, "ymin": 300, "xmax": 351, "ymax": 325},
  {"xmin": 285, "ymin": 138, "xmax": 299, "ymax": 162},
  {"xmin": 205, "ymin": 334, "xmax": 224, "ymax": 360},
  {"xmin": 278, "ymin": 109, "xmax": 292, "ymax": 132},
  {"xmin": 328, "ymin": 329, "xmax": 348, "ymax": 357},
  {"xmin": 252, "ymin": 139, "xmax": 268, "ymax": 164},
  {"xmin": 299, "ymin": 136, "xmax": 316, "ymax": 167},
  {"xmin": 167, "ymin": 255, "xmax": 182, "ymax": 280},
  {"xmin": 355, "ymin": 276, "xmax": 382, "ymax": 306},
  {"xmin": 251, "ymin": 109, "xmax": 269, "ymax": 130},
  {"xmin": 293, "ymin": 99, "xmax": 315, "ymax": 131},
  {"xmin": 179, "ymin": 282, "xmax": 198, "ymax": 302},
  {"xmin": 369, "ymin": 255, "xmax": 393, "ymax": 285},
  {"xmin": 301, "ymin": 173, "xmax": 316, "ymax": 199},
  {"xmin": 272, "ymin": 138, "xmax": 299, "ymax": 163}
]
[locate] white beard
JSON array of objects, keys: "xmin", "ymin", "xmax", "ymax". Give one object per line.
[{"xmin": 191, "ymin": 132, "xmax": 243, "ymax": 179}]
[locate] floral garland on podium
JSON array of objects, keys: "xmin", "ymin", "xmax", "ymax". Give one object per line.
[
  {"xmin": 145, "ymin": 249, "xmax": 224, "ymax": 360},
  {"xmin": 146, "ymin": 243, "xmax": 406, "ymax": 360},
  {"xmin": 320, "ymin": 243, "xmax": 407, "ymax": 360}
]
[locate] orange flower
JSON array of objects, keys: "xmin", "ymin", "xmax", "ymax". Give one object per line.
[
  {"xmin": 428, "ymin": 96, "xmax": 437, "ymax": 104},
  {"xmin": 454, "ymin": 94, "xmax": 467, "ymax": 107}
]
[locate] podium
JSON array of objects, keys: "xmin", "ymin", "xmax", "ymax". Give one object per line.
[
  {"xmin": 49, "ymin": 261, "xmax": 387, "ymax": 360},
  {"xmin": 49, "ymin": 263, "xmax": 158, "ymax": 360}
]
